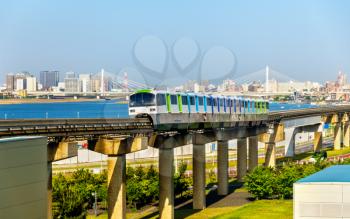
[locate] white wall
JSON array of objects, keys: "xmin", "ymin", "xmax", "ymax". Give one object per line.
[
  {"xmin": 294, "ymin": 183, "xmax": 350, "ymax": 219},
  {"xmin": 0, "ymin": 136, "xmax": 48, "ymax": 219}
]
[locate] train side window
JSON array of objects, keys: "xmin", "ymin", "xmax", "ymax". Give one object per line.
[
  {"xmin": 156, "ymin": 94, "xmax": 166, "ymax": 106},
  {"xmin": 266, "ymin": 102, "xmax": 269, "ymax": 110},
  {"xmin": 207, "ymin": 97, "xmax": 212, "ymax": 106},
  {"xmin": 170, "ymin": 95, "xmax": 177, "ymax": 105},
  {"xmin": 198, "ymin": 97, "xmax": 203, "ymax": 105},
  {"xmin": 220, "ymin": 98, "xmax": 223, "ymax": 107},
  {"xmin": 182, "ymin": 96, "xmax": 188, "ymax": 105},
  {"xmin": 213, "ymin": 98, "xmax": 217, "ymax": 106},
  {"xmin": 190, "ymin": 96, "xmax": 195, "ymax": 105}
]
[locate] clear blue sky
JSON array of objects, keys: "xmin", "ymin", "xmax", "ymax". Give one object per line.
[{"xmin": 1, "ymin": 0, "xmax": 350, "ymax": 85}]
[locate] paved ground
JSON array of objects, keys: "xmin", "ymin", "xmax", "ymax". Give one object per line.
[{"xmin": 176, "ymin": 181, "xmax": 252, "ymax": 211}]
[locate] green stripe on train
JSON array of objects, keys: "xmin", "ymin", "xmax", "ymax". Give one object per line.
[
  {"xmin": 177, "ymin": 94, "xmax": 182, "ymax": 112},
  {"xmin": 135, "ymin": 89, "xmax": 152, "ymax": 93},
  {"xmin": 166, "ymin": 94, "xmax": 171, "ymax": 112}
]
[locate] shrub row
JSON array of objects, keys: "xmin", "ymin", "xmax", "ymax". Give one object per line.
[
  {"xmin": 244, "ymin": 162, "xmax": 329, "ymax": 200},
  {"xmin": 52, "ymin": 162, "xmax": 192, "ymax": 218}
]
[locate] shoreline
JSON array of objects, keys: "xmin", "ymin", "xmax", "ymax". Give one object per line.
[{"xmin": 0, "ymin": 98, "xmax": 116, "ymax": 105}]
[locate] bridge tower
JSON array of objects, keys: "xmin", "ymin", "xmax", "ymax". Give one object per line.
[
  {"xmin": 265, "ymin": 65, "xmax": 269, "ymax": 93},
  {"xmin": 123, "ymin": 72, "xmax": 128, "ymax": 92},
  {"xmin": 100, "ymin": 68, "xmax": 105, "ymax": 94}
]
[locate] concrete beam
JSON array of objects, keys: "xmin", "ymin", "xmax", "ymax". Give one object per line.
[
  {"xmin": 192, "ymin": 132, "xmax": 215, "ymax": 145},
  {"xmin": 107, "ymin": 155, "xmax": 126, "ymax": 219},
  {"xmin": 47, "ymin": 141, "xmax": 78, "ymax": 162},
  {"xmin": 217, "ymin": 140, "xmax": 228, "ymax": 195},
  {"xmin": 322, "ymin": 114, "xmax": 339, "ymax": 124},
  {"xmin": 248, "ymin": 136, "xmax": 258, "ymax": 172},
  {"xmin": 331, "ymin": 114, "xmax": 339, "ymax": 124},
  {"xmin": 150, "ymin": 134, "xmax": 192, "ymax": 149},
  {"xmin": 91, "ymin": 136, "xmax": 148, "ymax": 155},
  {"xmin": 264, "ymin": 143, "xmax": 276, "ymax": 167},
  {"xmin": 192, "ymin": 144, "xmax": 206, "ymax": 209},
  {"xmin": 258, "ymin": 123, "xmax": 285, "ymax": 143},
  {"xmin": 344, "ymin": 122, "xmax": 350, "ymax": 147},
  {"xmin": 284, "ymin": 127, "xmax": 298, "ymax": 157},
  {"xmin": 237, "ymin": 138, "xmax": 247, "ymax": 182},
  {"xmin": 159, "ymin": 148, "xmax": 174, "ymax": 219},
  {"xmin": 334, "ymin": 123, "xmax": 342, "ymax": 150},
  {"xmin": 341, "ymin": 113, "xmax": 349, "ymax": 123},
  {"xmin": 215, "ymin": 126, "xmax": 267, "ymax": 141}
]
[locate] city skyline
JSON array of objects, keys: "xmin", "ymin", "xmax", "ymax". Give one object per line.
[{"xmin": 1, "ymin": 0, "xmax": 350, "ymax": 85}]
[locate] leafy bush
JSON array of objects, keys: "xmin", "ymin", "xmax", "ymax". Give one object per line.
[
  {"xmin": 245, "ymin": 162, "xmax": 331, "ymax": 200},
  {"xmin": 274, "ymin": 164, "xmax": 303, "ymax": 199},
  {"xmin": 52, "ymin": 169, "xmax": 106, "ymax": 218},
  {"xmin": 244, "ymin": 166, "xmax": 276, "ymax": 199},
  {"xmin": 126, "ymin": 165, "xmax": 159, "ymax": 209},
  {"xmin": 53, "ymin": 163, "xmax": 193, "ymax": 216},
  {"xmin": 174, "ymin": 162, "xmax": 192, "ymax": 198}
]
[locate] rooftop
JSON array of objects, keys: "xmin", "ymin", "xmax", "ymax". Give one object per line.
[{"xmin": 297, "ymin": 165, "xmax": 350, "ymax": 183}]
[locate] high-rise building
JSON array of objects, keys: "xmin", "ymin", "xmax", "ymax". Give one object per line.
[
  {"xmin": 40, "ymin": 71, "xmax": 59, "ymax": 90},
  {"xmin": 26, "ymin": 76, "xmax": 37, "ymax": 92},
  {"xmin": 64, "ymin": 72, "xmax": 79, "ymax": 93},
  {"xmin": 79, "ymin": 74, "xmax": 92, "ymax": 93},
  {"xmin": 65, "ymin": 71, "xmax": 76, "ymax": 79},
  {"xmin": 6, "ymin": 74, "xmax": 15, "ymax": 91},
  {"xmin": 16, "ymin": 78, "xmax": 26, "ymax": 90},
  {"xmin": 14, "ymin": 73, "xmax": 27, "ymax": 91},
  {"xmin": 91, "ymin": 76, "xmax": 101, "ymax": 92}
]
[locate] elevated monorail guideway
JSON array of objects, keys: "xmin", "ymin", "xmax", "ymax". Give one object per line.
[
  {"xmin": 268, "ymin": 105, "xmax": 350, "ymax": 121},
  {"xmin": 0, "ymin": 118, "xmax": 153, "ymax": 138},
  {"xmin": 1, "ymin": 105, "xmax": 350, "ymax": 138}
]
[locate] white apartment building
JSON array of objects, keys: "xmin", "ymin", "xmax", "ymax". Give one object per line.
[
  {"xmin": 26, "ymin": 76, "xmax": 37, "ymax": 92},
  {"xmin": 79, "ymin": 74, "xmax": 92, "ymax": 93},
  {"xmin": 16, "ymin": 78, "xmax": 25, "ymax": 91}
]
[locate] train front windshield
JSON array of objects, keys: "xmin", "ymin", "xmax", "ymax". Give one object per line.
[{"xmin": 129, "ymin": 93, "xmax": 155, "ymax": 107}]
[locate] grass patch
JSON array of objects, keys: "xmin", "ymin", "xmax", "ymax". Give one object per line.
[
  {"xmin": 212, "ymin": 200, "xmax": 293, "ymax": 219},
  {"xmin": 87, "ymin": 213, "xmax": 107, "ymax": 219},
  {"xmin": 176, "ymin": 207, "xmax": 240, "ymax": 219},
  {"xmin": 327, "ymin": 147, "xmax": 350, "ymax": 157}
]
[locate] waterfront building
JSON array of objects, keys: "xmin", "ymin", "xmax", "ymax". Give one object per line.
[
  {"xmin": 79, "ymin": 74, "xmax": 92, "ymax": 93},
  {"xmin": 218, "ymin": 79, "xmax": 237, "ymax": 92},
  {"xmin": 16, "ymin": 78, "xmax": 26, "ymax": 91},
  {"xmin": 26, "ymin": 76, "xmax": 37, "ymax": 92},
  {"xmin": 65, "ymin": 71, "xmax": 76, "ymax": 79},
  {"xmin": 64, "ymin": 71, "xmax": 79, "ymax": 93},
  {"xmin": 91, "ymin": 78, "xmax": 101, "ymax": 92},
  {"xmin": 64, "ymin": 77, "xmax": 79, "ymax": 92},
  {"xmin": 40, "ymin": 71, "xmax": 59, "ymax": 90},
  {"xmin": 5, "ymin": 74, "xmax": 15, "ymax": 91}
]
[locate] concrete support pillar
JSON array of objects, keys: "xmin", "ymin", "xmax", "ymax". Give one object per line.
[
  {"xmin": 107, "ymin": 155, "xmax": 126, "ymax": 219},
  {"xmin": 217, "ymin": 140, "xmax": 229, "ymax": 196},
  {"xmin": 159, "ymin": 148, "xmax": 174, "ymax": 219},
  {"xmin": 334, "ymin": 123, "xmax": 342, "ymax": 150},
  {"xmin": 248, "ymin": 136, "xmax": 258, "ymax": 172},
  {"xmin": 284, "ymin": 128, "xmax": 297, "ymax": 157},
  {"xmin": 237, "ymin": 138, "xmax": 247, "ymax": 182},
  {"xmin": 192, "ymin": 144, "xmax": 206, "ymax": 209},
  {"xmin": 343, "ymin": 123, "xmax": 350, "ymax": 147},
  {"xmin": 47, "ymin": 162, "xmax": 52, "ymax": 219},
  {"xmin": 264, "ymin": 143, "xmax": 276, "ymax": 168},
  {"xmin": 314, "ymin": 132, "xmax": 323, "ymax": 152}
]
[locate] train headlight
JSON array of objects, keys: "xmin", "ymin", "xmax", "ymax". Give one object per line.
[
  {"xmin": 150, "ymin": 108, "xmax": 156, "ymax": 112},
  {"xmin": 130, "ymin": 109, "xmax": 135, "ymax": 113}
]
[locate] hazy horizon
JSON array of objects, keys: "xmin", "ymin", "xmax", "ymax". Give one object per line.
[{"xmin": 1, "ymin": 0, "xmax": 350, "ymax": 86}]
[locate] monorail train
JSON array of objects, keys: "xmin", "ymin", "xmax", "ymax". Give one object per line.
[{"xmin": 128, "ymin": 89, "xmax": 269, "ymax": 129}]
